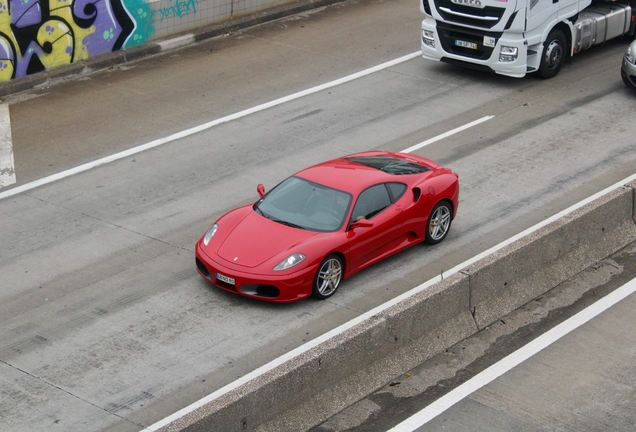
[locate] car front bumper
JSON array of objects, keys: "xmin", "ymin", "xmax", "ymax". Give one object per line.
[
  {"xmin": 195, "ymin": 241, "xmax": 316, "ymax": 303},
  {"xmin": 621, "ymin": 57, "xmax": 636, "ymax": 90}
]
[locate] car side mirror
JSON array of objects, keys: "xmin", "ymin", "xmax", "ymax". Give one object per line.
[
  {"xmin": 257, "ymin": 184, "xmax": 265, "ymax": 197},
  {"xmin": 350, "ymin": 218, "xmax": 373, "ymax": 229}
]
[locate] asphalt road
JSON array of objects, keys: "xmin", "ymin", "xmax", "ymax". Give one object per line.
[{"xmin": 1, "ymin": 0, "xmax": 635, "ymax": 430}]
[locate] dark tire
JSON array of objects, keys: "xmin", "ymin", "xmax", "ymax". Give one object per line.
[
  {"xmin": 425, "ymin": 201, "xmax": 452, "ymax": 245},
  {"xmin": 312, "ymin": 255, "xmax": 343, "ymax": 300},
  {"xmin": 539, "ymin": 29, "xmax": 566, "ymax": 79},
  {"xmin": 621, "ymin": 68, "xmax": 631, "ymax": 87}
]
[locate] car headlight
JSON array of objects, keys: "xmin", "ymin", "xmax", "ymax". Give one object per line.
[
  {"xmin": 626, "ymin": 46, "xmax": 635, "ymax": 65},
  {"xmin": 203, "ymin": 224, "xmax": 218, "ymax": 246},
  {"xmin": 273, "ymin": 253, "xmax": 306, "ymax": 271}
]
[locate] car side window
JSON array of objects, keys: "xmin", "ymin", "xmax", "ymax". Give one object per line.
[
  {"xmin": 351, "ymin": 184, "xmax": 392, "ymax": 221},
  {"xmin": 386, "ymin": 182, "xmax": 407, "ymax": 202}
]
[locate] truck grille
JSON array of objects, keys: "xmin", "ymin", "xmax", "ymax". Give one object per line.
[
  {"xmin": 437, "ymin": 22, "xmax": 501, "ymax": 60},
  {"xmin": 434, "ymin": 0, "xmax": 506, "ymax": 29}
]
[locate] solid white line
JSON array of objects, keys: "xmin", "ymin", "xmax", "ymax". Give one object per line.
[
  {"xmin": 387, "ymin": 276, "xmax": 636, "ymax": 431},
  {"xmin": 0, "ymin": 103, "xmax": 16, "ymax": 188},
  {"xmin": 144, "ymin": 171, "xmax": 636, "ymax": 431},
  {"xmin": 401, "ymin": 115, "xmax": 494, "ymax": 153},
  {"xmin": 0, "ymin": 51, "xmax": 422, "ymax": 201}
]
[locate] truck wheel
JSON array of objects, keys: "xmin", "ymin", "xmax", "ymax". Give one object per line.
[{"xmin": 539, "ymin": 29, "xmax": 566, "ymax": 79}]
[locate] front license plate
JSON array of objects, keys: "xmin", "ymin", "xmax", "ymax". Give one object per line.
[
  {"xmin": 455, "ymin": 39, "xmax": 478, "ymax": 49},
  {"xmin": 216, "ymin": 272, "xmax": 235, "ymax": 285}
]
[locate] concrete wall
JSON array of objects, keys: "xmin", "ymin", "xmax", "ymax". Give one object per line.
[
  {"xmin": 152, "ymin": 0, "xmax": 293, "ymax": 40},
  {"xmin": 155, "ymin": 179, "xmax": 636, "ymax": 431}
]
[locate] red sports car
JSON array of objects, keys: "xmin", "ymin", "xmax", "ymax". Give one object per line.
[{"xmin": 195, "ymin": 151, "xmax": 459, "ymax": 302}]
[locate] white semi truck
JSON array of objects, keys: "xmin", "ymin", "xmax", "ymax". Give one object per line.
[{"xmin": 420, "ymin": 0, "xmax": 636, "ymax": 78}]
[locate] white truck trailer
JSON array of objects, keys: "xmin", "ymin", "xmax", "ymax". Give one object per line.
[{"xmin": 420, "ymin": 0, "xmax": 636, "ymax": 78}]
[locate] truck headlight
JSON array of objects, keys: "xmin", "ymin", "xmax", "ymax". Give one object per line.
[
  {"xmin": 422, "ymin": 30, "xmax": 435, "ymax": 48},
  {"xmin": 499, "ymin": 46, "xmax": 518, "ymax": 62}
]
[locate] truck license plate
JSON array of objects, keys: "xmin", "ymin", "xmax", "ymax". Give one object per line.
[{"xmin": 455, "ymin": 40, "xmax": 478, "ymax": 49}]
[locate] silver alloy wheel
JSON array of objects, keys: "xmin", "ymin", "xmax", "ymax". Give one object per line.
[
  {"xmin": 428, "ymin": 204, "xmax": 451, "ymax": 241},
  {"xmin": 316, "ymin": 257, "xmax": 342, "ymax": 297}
]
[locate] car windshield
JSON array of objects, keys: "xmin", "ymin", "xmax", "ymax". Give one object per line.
[{"xmin": 254, "ymin": 177, "xmax": 352, "ymax": 232}]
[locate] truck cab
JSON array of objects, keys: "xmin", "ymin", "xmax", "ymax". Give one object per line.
[{"xmin": 421, "ymin": 0, "xmax": 635, "ymax": 78}]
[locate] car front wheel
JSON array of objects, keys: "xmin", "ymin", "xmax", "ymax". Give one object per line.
[
  {"xmin": 621, "ymin": 68, "xmax": 631, "ymax": 87},
  {"xmin": 425, "ymin": 201, "xmax": 452, "ymax": 245},
  {"xmin": 312, "ymin": 255, "xmax": 343, "ymax": 299}
]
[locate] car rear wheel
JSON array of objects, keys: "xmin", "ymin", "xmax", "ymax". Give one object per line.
[
  {"xmin": 425, "ymin": 201, "xmax": 452, "ymax": 245},
  {"xmin": 312, "ymin": 255, "xmax": 343, "ymax": 299}
]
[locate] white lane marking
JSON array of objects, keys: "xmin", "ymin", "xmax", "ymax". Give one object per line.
[
  {"xmin": 144, "ymin": 172, "xmax": 636, "ymax": 431},
  {"xmin": 387, "ymin": 276, "xmax": 636, "ymax": 432},
  {"xmin": 0, "ymin": 51, "xmax": 422, "ymax": 202},
  {"xmin": 401, "ymin": 115, "xmax": 494, "ymax": 153},
  {"xmin": 0, "ymin": 103, "xmax": 16, "ymax": 188}
]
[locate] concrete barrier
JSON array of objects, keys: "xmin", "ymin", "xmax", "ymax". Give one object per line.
[
  {"xmin": 154, "ymin": 179, "xmax": 636, "ymax": 432},
  {"xmin": 464, "ymin": 183, "xmax": 636, "ymax": 329}
]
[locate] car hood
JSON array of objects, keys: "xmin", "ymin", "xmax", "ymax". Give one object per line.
[{"xmin": 217, "ymin": 210, "xmax": 319, "ymax": 268}]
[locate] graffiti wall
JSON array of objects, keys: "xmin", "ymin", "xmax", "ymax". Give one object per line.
[
  {"xmin": 0, "ymin": 0, "xmax": 295, "ymax": 82},
  {"xmin": 0, "ymin": 0, "xmax": 155, "ymax": 82}
]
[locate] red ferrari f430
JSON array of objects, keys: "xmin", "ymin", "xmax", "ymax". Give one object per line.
[{"xmin": 195, "ymin": 151, "xmax": 459, "ymax": 302}]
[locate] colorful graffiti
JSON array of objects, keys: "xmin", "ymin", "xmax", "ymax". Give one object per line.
[
  {"xmin": 159, "ymin": 0, "xmax": 198, "ymax": 23},
  {"xmin": 0, "ymin": 0, "xmax": 154, "ymax": 82}
]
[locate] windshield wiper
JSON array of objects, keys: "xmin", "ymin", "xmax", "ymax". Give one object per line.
[
  {"xmin": 272, "ymin": 219, "xmax": 306, "ymax": 230},
  {"xmin": 255, "ymin": 207, "xmax": 305, "ymax": 229}
]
